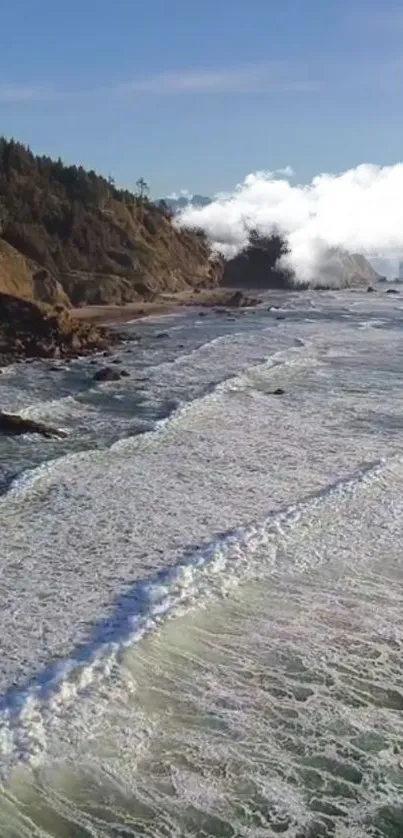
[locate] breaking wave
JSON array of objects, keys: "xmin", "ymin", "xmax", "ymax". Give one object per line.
[
  {"xmin": 0, "ymin": 455, "xmax": 391, "ymax": 772},
  {"xmin": 1, "ymin": 337, "xmax": 315, "ymax": 501}
]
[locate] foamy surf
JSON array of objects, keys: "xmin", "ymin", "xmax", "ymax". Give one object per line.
[
  {"xmin": 2, "ymin": 451, "xmax": 403, "ymax": 837},
  {"xmin": 0, "ymin": 334, "xmax": 314, "ymax": 502},
  {"xmin": 2, "ymin": 293, "xmax": 403, "ymax": 835},
  {"xmin": 0, "ymin": 455, "xmax": 393, "ymax": 772},
  {"xmin": 0, "ymin": 312, "xmax": 401, "ymax": 700}
]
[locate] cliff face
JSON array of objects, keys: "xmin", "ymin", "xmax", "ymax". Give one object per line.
[
  {"xmin": 0, "ymin": 138, "xmax": 222, "ymax": 307},
  {"xmin": 0, "ymin": 239, "xmax": 70, "ymax": 305},
  {"xmin": 0, "ymin": 238, "xmax": 33, "ymax": 299},
  {"xmin": 313, "ymin": 250, "xmax": 380, "ymax": 289}
]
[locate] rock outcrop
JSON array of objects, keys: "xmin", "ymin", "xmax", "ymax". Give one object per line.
[
  {"xmin": 30, "ymin": 265, "xmax": 71, "ymax": 307},
  {"xmin": 0, "ymin": 239, "xmax": 70, "ymax": 306},
  {"xmin": 0, "ymin": 410, "xmax": 67, "ymax": 439},
  {"xmin": 313, "ymin": 250, "xmax": 381, "ymax": 289},
  {"xmin": 0, "ymin": 293, "xmax": 118, "ymax": 364},
  {"xmin": 0, "ymin": 238, "xmax": 34, "ymax": 299},
  {"xmin": 223, "ymin": 290, "xmax": 260, "ymax": 308},
  {"xmin": 93, "ymin": 366, "xmax": 128, "ymax": 382}
]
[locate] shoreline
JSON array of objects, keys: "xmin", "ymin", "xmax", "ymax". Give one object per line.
[
  {"xmin": 71, "ymin": 300, "xmax": 181, "ymax": 327},
  {"xmin": 0, "ymin": 289, "xmax": 264, "ymax": 368},
  {"xmin": 71, "ymin": 288, "xmax": 263, "ymax": 327}
]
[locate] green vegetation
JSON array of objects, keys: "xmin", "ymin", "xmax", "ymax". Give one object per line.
[
  {"xmin": 0, "ymin": 137, "xmax": 221, "ymax": 306},
  {"xmin": 222, "ymin": 229, "xmax": 294, "ymax": 289}
]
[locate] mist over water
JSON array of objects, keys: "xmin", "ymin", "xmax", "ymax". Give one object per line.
[
  {"xmin": 178, "ymin": 165, "xmax": 403, "ymax": 283},
  {"xmin": 1, "ymin": 291, "xmax": 403, "ymax": 835}
]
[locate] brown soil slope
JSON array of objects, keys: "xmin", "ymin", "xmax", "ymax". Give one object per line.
[
  {"xmin": 0, "ymin": 138, "xmax": 222, "ymax": 306},
  {"xmin": 0, "ymin": 239, "xmax": 70, "ymax": 306}
]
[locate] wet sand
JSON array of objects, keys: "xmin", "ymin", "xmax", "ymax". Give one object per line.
[
  {"xmin": 70, "ymin": 300, "xmax": 179, "ymax": 326},
  {"xmin": 71, "ymin": 288, "xmax": 262, "ymax": 326}
]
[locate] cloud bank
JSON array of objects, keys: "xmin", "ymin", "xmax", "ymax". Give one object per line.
[{"xmin": 178, "ymin": 164, "xmax": 403, "ymax": 283}]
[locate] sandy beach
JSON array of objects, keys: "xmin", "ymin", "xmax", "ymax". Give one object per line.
[
  {"xmin": 71, "ymin": 299, "xmax": 179, "ymax": 326},
  {"xmin": 71, "ymin": 288, "xmax": 260, "ymax": 326}
]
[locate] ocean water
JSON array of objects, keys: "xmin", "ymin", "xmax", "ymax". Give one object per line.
[{"xmin": 0, "ymin": 290, "xmax": 403, "ymax": 837}]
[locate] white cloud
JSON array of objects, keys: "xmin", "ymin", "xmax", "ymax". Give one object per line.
[
  {"xmin": 276, "ymin": 166, "xmax": 295, "ymax": 178},
  {"xmin": 117, "ymin": 66, "xmax": 323, "ymax": 96},
  {"xmin": 166, "ymin": 189, "xmax": 193, "ymax": 200},
  {"xmin": 4, "ymin": 48, "xmax": 403, "ymax": 108},
  {"xmin": 0, "ymin": 66, "xmax": 322, "ymax": 104},
  {"xmin": 178, "ymin": 164, "xmax": 403, "ymax": 283}
]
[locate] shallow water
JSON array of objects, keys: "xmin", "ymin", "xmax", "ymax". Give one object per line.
[{"xmin": 1, "ymin": 290, "xmax": 403, "ymax": 836}]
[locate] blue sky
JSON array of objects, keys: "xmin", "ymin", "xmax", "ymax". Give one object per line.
[{"xmin": 1, "ymin": 0, "xmax": 402, "ymax": 195}]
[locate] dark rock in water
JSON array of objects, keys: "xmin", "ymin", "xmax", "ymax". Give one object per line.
[
  {"xmin": 272, "ymin": 388, "xmax": 285, "ymax": 395},
  {"xmin": 276, "ymin": 315, "xmax": 286, "ymax": 320},
  {"xmin": 367, "ymin": 286, "xmax": 376, "ymax": 292},
  {"xmin": 225, "ymin": 291, "xmax": 259, "ymax": 308},
  {"xmin": 120, "ymin": 369, "xmax": 130, "ymax": 377},
  {"xmin": 386, "ymin": 288, "xmax": 399, "ymax": 294},
  {"xmin": 198, "ymin": 311, "xmax": 208, "ymax": 317},
  {"xmin": 111, "ymin": 358, "xmax": 121, "ymax": 364},
  {"xmin": 93, "ymin": 366, "xmax": 122, "ymax": 382},
  {"xmin": 227, "ymin": 291, "xmax": 245, "ymax": 307},
  {"xmin": 211, "ymin": 293, "xmax": 259, "ymax": 310},
  {"xmin": 156, "ymin": 332, "xmax": 170, "ymax": 339},
  {"xmin": 0, "ymin": 410, "xmax": 67, "ymax": 439}
]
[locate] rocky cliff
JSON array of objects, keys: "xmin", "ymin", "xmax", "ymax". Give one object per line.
[
  {"xmin": 0, "ymin": 239, "xmax": 70, "ymax": 305},
  {"xmin": 0, "ymin": 293, "xmax": 116, "ymax": 364},
  {"xmin": 313, "ymin": 250, "xmax": 381, "ymax": 289},
  {"xmin": 0, "ymin": 138, "xmax": 222, "ymax": 307}
]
